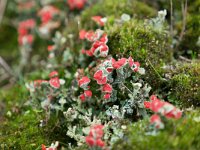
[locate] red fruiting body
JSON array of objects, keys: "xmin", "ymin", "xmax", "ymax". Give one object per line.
[
  {"xmin": 93, "ymin": 70, "xmax": 107, "ymax": 85},
  {"xmin": 132, "ymin": 61, "xmax": 140, "ymax": 72},
  {"xmin": 48, "ymin": 45, "xmax": 55, "ymax": 51},
  {"xmin": 97, "ymin": 76, "xmax": 107, "ymax": 85},
  {"xmin": 84, "ymin": 90, "xmax": 92, "ymax": 97},
  {"xmin": 150, "ymin": 95, "xmax": 158, "ymax": 101},
  {"xmin": 85, "ymin": 136, "xmax": 95, "ymax": 147},
  {"xmin": 78, "ymin": 76, "xmax": 91, "ymax": 88},
  {"xmin": 49, "ymin": 71, "xmax": 58, "ymax": 78},
  {"xmin": 85, "ymin": 30, "xmax": 99, "ymax": 42},
  {"xmin": 18, "ymin": 19, "xmax": 35, "ymax": 46},
  {"xmin": 144, "ymin": 95, "xmax": 182, "ymax": 119},
  {"xmin": 143, "ymin": 101, "xmax": 151, "ymax": 109},
  {"xmin": 18, "ymin": 19, "xmax": 36, "ymax": 29},
  {"xmin": 81, "ymin": 49, "xmax": 86, "ymax": 54},
  {"xmin": 42, "ymin": 144, "xmax": 46, "ymax": 150},
  {"xmin": 85, "ymin": 50, "xmax": 93, "ymax": 56},
  {"xmin": 34, "ymin": 80, "xmax": 48, "ymax": 87},
  {"xmin": 150, "ymin": 99, "xmax": 165, "ymax": 113},
  {"xmin": 102, "ymin": 83, "xmax": 112, "ymax": 93},
  {"xmin": 99, "ymin": 34, "xmax": 108, "ymax": 43},
  {"xmin": 150, "ymin": 114, "xmax": 161, "ymax": 123},
  {"xmin": 94, "ymin": 70, "xmax": 103, "ymax": 81},
  {"xmin": 164, "ymin": 109, "xmax": 182, "ymax": 119},
  {"xmin": 18, "ymin": 34, "xmax": 34, "ymax": 45},
  {"xmin": 79, "ymin": 29, "xmax": 87, "ymax": 39},
  {"xmin": 49, "ymin": 77, "xmax": 60, "ymax": 89},
  {"xmin": 92, "ymin": 16, "xmax": 105, "ymax": 26},
  {"xmin": 128, "ymin": 57, "xmax": 134, "ymax": 67},
  {"xmin": 150, "ymin": 114, "xmax": 163, "ymax": 129},
  {"xmin": 38, "ymin": 5, "xmax": 60, "ymax": 24},
  {"xmin": 162, "ymin": 102, "xmax": 182, "ymax": 119},
  {"xmin": 128, "ymin": 57, "xmax": 140, "ymax": 72},
  {"xmin": 106, "ymin": 68, "xmax": 113, "ymax": 73},
  {"xmin": 96, "ymin": 139, "xmax": 105, "ymax": 147},
  {"xmin": 85, "ymin": 124, "xmax": 105, "ymax": 148},
  {"xmin": 104, "ymin": 93, "xmax": 111, "ymax": 99},
  {"xmin": 91, "ymin": 41, "xmax": 109, "ymax": 57},
  {"xmin": 41, "ymin": 11, "xmax": 52, "ymax": 24},
  {"xmin": 79, "ymin": 93, "xmax": 86, "ymax": 102},
  {"xmin": 18, "ymin": 27, "xmax": 28, "ymax": 36},
  {"xmin": 89, "ymin": 125, "xmax": 104, "ymax": 139},
  {"xmin": 67, "ymin": 0, "xmax": 87, "ymax": 10},
  {"xmin": 112, "ymin": 58, "xmax": 127, "ymax": 69}
]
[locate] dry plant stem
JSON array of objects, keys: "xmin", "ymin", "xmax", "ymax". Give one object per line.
[
  {"xmin": 170, "ymin": 0, "xmax": 173, "ymax": 38},
  {"xmin": 147, "ymin": 59, "xmax": 163, "ymax": 80},
  {"xmin": 0, "ymin": 56, "xmax": 14, "ymax": 77},
  {"xmin": 0, "ymin": 56, "xmax": 16, "ymax": 87},
  {"xmin": 179, "ymin": 55, "xmax": 191, "ymax": 62},
  {"xmin": 179, "ymin": 0, "xmax": 187, "ymax": 42},
  {"xmin": 121, "ymin": 83, "xmax": 134, "ymax": 95},
  {"xmin": 19, "ymin": 47, "xmax": 32, "ymax": 73},
  {"xmin": 0, "ymin": 0, "xmax": 7, "ymax": 25}
]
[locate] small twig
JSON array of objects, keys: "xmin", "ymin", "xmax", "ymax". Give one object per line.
[
  {"xmin": 121, "ymin": 83, "xmax": 134, "ymax": 95},
  {"xmin": 0, "ymin": 73, "xmax": 9, "ymax": 82},
  {"xmin": 170, "ymin": 0, "xmax": 173, "ymax": 38},
  {"xmin": 147, "ymin": 59, "xmax": 163, "ymax": 80},
  {"xmin": 0, "ymin": 0, "xmax": 7, "ymax": 25},
  {"xmin": 179, "ymin": 55, "xmax": 192, "ymax": 62},
  {"xmin": 179, "ymin": 0, "xmax": 187, "ymax": 42},
  {"xmin": 0, "ymin": 56, "xmax": 14, "ymax": 77}
]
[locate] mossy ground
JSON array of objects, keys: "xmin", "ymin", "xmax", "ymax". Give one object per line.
[
  {"xmin": 166, "ymin": 61, "xmax": 200, "ymax": 107},
  {"xmin": 0, "ymin": 85, "xmax": 47, "ymax": 150},
  {"xmin": 0, "ymin": 84, "xmax": 74, "ymax": 150},
  {"xmin": 112, "ymin": 109, "xmax": 200, "ymax": 150}
]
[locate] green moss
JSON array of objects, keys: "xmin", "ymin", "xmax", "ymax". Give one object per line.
[
  {"xmin": 0, "ymin": 84, "xmax": 73, "ymax": 149},
  {"xmin": 112, "ymin": 109, "xmax": 200, "ymax": 150},
  {"xmin": 106, "ymin": 19, "xmax": 172, "ymax": 89},
  {"xmin": 0, "ymin": 111, "xmax": 47, "ymax": 150},
  {"xmin": 81, "ymin": 0, "xmax": 156, "ymax": 29},
  {"xmin": 168, "ymin": 62, "xmax": 200, "ymax": 107},
  {"xmin": 0, "ymin": 85, "xmax": 47, "ymax": 150}
]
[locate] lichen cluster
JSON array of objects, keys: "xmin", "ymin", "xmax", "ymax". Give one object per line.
[{"xmin": 0, "ymin": 0, "xmax": 200, "ymax": 149}]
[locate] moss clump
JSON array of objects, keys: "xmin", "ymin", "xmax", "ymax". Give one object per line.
[
  {"xmin": 0, "ymin": 85, "xmax": 47, "ymax": 149},
  {"xmin": 0, "ymin": 111, "xmax": 47, "ymax": 150},
  {"xmin": 81, "ymin": 0, "xmax": 156, "ymax": 29},
  {"xmin": 112, "ymin": 109, "xmax": 200, "ymax": 150},
  {"xmin": 106, "ymin": 19, "xmax": 172, "ymax": 89},
  {"xmin": 168, "ymin": 62, "xmax": 200, "ymax": 107},
  {"xmin": 0, "ymin": 84, "xmax": 73, "ymax": 149}
]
